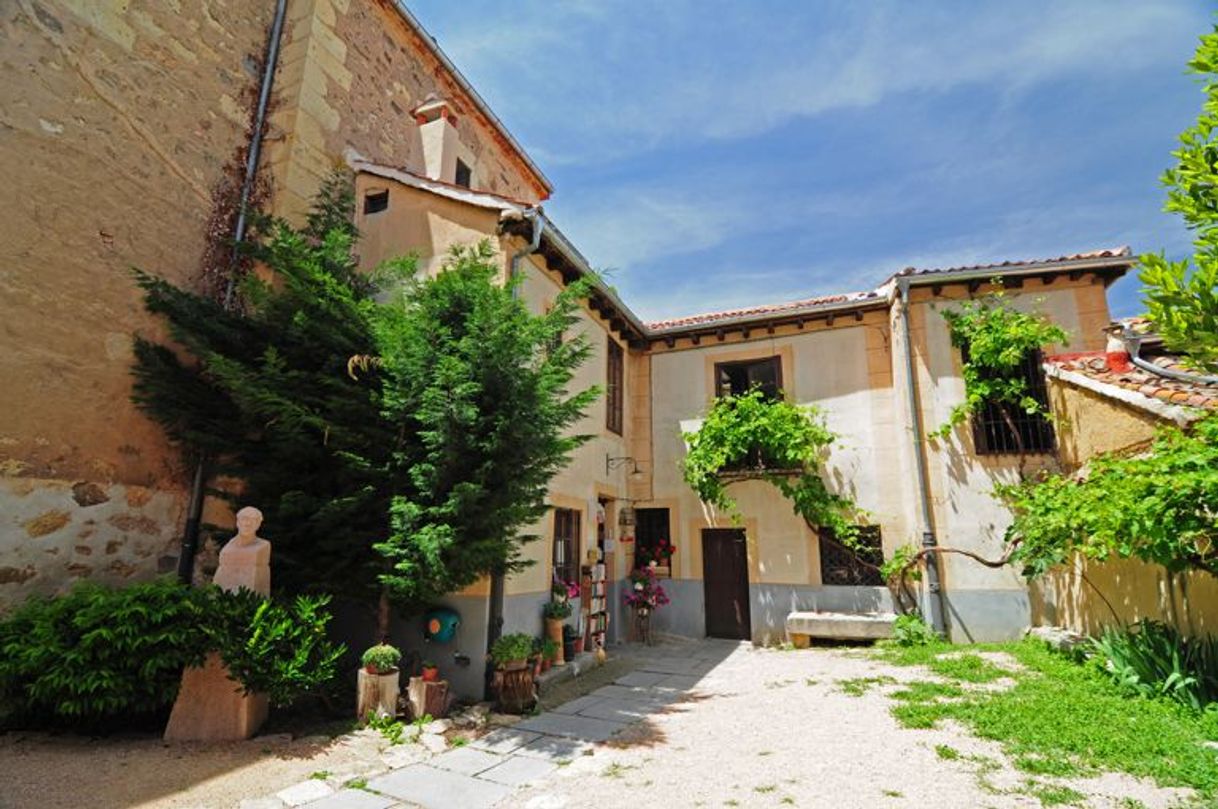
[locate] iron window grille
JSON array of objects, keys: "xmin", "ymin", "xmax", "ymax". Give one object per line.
[
  {"xmin": 607, "ymin": 338, "xmax": 624, "ymax": 434},
  {"xmin": 552, "ymin": 508, "xmax": 581, "ymax": 587},
  {"xmin": 964, "ymin": 347, "xmax": 1056, "ymax": 455},
  {"xmin": 819, "ymin": 525, "xmax": 884, "ymax": 586}
]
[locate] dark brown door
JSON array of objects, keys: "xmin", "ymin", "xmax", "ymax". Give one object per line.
[{"xmin": 701, "ymin": 528, "xmax": 751, "ymax": 639}]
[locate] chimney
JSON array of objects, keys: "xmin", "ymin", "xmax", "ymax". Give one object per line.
[
  {"xmin": 412, "ymin": 94, "xmax": 461, "ymax": 184},
  {"xmin": 1104, "ymin": 325, "xmax": 1132, "ymax": 373}
]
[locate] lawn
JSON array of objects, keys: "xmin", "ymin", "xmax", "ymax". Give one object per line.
[{"xmin": 874, "ymin": 638, "xmax": 1218, "ymax": 798}]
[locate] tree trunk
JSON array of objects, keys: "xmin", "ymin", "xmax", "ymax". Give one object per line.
[{"xmin": 377, "ymin": 587, "xmax": 391, "ymax": 642}]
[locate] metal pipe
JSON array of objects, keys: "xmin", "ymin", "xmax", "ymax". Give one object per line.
[
  {"xmin": 1123, "ymin": 329, "xmax": 1218, "ymax": 385},
  {"xmin": 178, "ymin": 0, "xmax": 288, "ymax": 584},
  {"xmin": 898, "ymin": 279, "xmax": 947, "ymax": 634}
]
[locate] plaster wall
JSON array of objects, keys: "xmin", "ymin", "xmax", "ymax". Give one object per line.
[
  {"xmin": 0, "ymin": 0, "xmax": 275, "ymax": 609},
  {"xmin": 1047, "ymin": 378, "xmax": 1159, "ymax": 472}
]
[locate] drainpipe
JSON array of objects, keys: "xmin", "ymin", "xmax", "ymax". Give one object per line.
[
  {"xmin": 482, "ymin": 208, "xmax": 545, "ymax": 697},
  {"xmin": 177, "ymin": 0, "xmax": 289, "ymax": 584},
  {"xmin": 1122, "ymin": 328, "xmax": 1218, "ymax": 386},
  {"xmin": 897, "ymin": 279, "xmax": 947, "ymax": 635}
]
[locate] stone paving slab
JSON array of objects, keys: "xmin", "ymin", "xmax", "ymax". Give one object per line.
[
  {"xmin": 301, "ymin": 788, "xmax": 396, "ymax": 809},
  {"xmin": 654, "ymin": 673, "xmax": 703, "ymax": 690},
  {"xmin": 514, "ymin": 711, "xmax": 627, "ymax": 742},
  {"xmin": 476, "ymin": 755, "xmax": 558, "ymax": 787},
  {"xmin": 428, "ymin": 746, "xmax": 504, "ymax": 776},
  {"xmin": 550, "ymin": 695, "xmax": 605, "ymax": 715},
  {"xmin": 588, "ymin": 684, "xmax": 677, "ymax": 704},
  {"xmin": 574, "ymin": 696, "xmax": 658, "ymax": 723},
  {"xmin": 512, "ymin": 734, "xmax": 594, "ymax": 762},
  {"xmin": 468, "ymin": 727, "xmax": 542, "ymax": 755},
  {"xmin": 614, "ymin": 670, "xmax": 670, "ymax": 688},
  {"xmin": 633, "ymin": 657, "xmax": 704, "ymax": 674},
  {"xmin": 277, "ymin": 780, "xmax": 335, "ymax": 807},
  {"xmin": 369, "ymin": 764, "xmax": 511, "ymax": 809}
]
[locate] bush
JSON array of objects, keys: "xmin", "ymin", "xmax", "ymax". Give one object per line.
[
  {"xmin": 0, "ymin": 579, "xmax": 345, "ymax": 727},
  {"xmin": 490, "ymin": 633, "xmax": 535, "ymax": 666},
  {"xmin": 542, "ymin": 600, "xmax": 571, "ymax": 620},
  {"xmin": 360, "ymin": 643, "xmax": 402, "ymax": 675},
  {"xmin": 1091, "ymin": 620, "xmax": 1218, "ymax": 711},
  {"xmin": 892, "ymin": 613, "xmax": 939, "ymax": 647}
]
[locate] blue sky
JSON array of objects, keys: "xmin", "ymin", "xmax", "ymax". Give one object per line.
[{"xmin": 410, "ymin": 1, "xmax": 1212, "ymax": 323}]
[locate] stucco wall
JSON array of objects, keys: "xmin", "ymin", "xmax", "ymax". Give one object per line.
[
  {"xmin": 0, "ymin": 0, "xmax": 276, "ymax": 608},
  {"xmin": 1047, "ymin": 376, "xmax": 1160, "ymax": 472}
]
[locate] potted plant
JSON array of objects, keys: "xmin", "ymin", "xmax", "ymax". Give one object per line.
[
  {"xmin": 542, "ymin": 599, "xmax": 571, "ymax": 665},
  {"xmin": 624, "ymin": 567, "xmax": 671, "ymax": 645},
  {"xmin": 541, "ymin": 638, "xmax": 558, "ymax": 672},
  {"xmin": 421, "ymin": 659, "xmax": 440, "ymax": 682},
  {"xmin": 491, "ymin": 632, "xmax": 536, "ymax": 671},
  {"xmin": 491, "ymin": 633, "xmax": 537, "ymax": 714},
  {"xmin": 358, "ymin": 643, "xmax": 402, "ymax": 721}
]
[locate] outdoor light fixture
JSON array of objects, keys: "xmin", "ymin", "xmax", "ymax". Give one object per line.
[{"xmin": 606, "ymin": 454, "xmax": 645, "ymax": 481}]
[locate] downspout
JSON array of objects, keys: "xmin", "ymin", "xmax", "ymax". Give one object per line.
[
  {"xmin": 483, "ymin": 208, "xmax": 544, "ymax": 697},
  {"xmin": 1122, "ymin": 328, "xmax": 1218, "ymax": 386},
  {"xmin": 177, "ymin": 0, "xmax": 289, "ymax": 584},
  {"xmin": 897, "ymin": 279, "xmax": 947, "ymax": 634}
]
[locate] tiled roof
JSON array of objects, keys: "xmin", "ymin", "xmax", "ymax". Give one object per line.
[
  {"xmin": 646, "ymin": 290, "xmax": 882, "ymax": 331},
  {"xmin": 894, "ymin": 246, "xmax": 1132, "ymax": 277},
  {"xmin": 1045, "ymin": 351, "xmax": 1218, "ymax": 411}
]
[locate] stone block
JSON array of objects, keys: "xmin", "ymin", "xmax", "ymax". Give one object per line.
[
  {"xmin": 469, "ymin": 727, "xmax": 542, "ymax": 755},
  {"xmin": 514, "ymin": 711, "xmax": 627, "ymax": 742},
  {"xmin": 429, "ymin": 746, "xmax": 503, "ymax": 776},
  {"xmin": 476, "ymin": 755, "xmax": 557, "ymax": 787},
  {"xmin": 297, "ymin": 788, "xmax": 393, "ymax": 809},
  {"xmin": 164, "ymin": 652, "xmax": 268, "ymax": 741},
  {"xmin": 275, "ymin": 779, "xmax": 334, "ymax": 807},
  {"xmin": 368, "ymin": 764, "xmax": 511, "ymax": 809},
  {"xmin": 785, "ymin": 610, "xmax": 897, "ymax": 641}
]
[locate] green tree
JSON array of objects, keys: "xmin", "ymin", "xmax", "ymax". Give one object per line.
[
  {"xmin": 1139, "ymin": 25, "xmax": 1218, "ymax": 373},
  {"xmin": 369, "ymin": 242, "xmax": 598, "ymax": 606},
  {"xmin": 132, "ymin": 174, "xmax": 405, "ymax": 600}
]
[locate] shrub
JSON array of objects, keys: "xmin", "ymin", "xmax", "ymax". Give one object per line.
[
  {"xmin": 892, "ymin": 613, "xmax": 939, "ymax": 647},
  {"xmin": 0, "ymin": 579, "xmax": 344, "ymax": 727},
  {"xmin": 1091, "ymin": 620, "xmax": 1218, "ymax": 711},
  {"xmin": 490, "ymin": 633, "xmax": 535, "ymax": 666},
  {"xmin": 360, "ymin": 643, "xmax": 402, "ymax": 675},
  {"xmin": 542, "ymin": 600, "xmax": 571, "ymax": 620}
]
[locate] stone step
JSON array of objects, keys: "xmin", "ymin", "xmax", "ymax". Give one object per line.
[
  {"xmin": 786, "ymin": 610, "xmax": 898, "ymax": 644},
  {"xmin": 533, "ymin": 651, "xmax": 598, "ymax": 693}
]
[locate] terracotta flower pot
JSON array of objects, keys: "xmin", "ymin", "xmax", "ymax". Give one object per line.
[
  {"xmin": 421, "ymin": 666, "xmax": 439, "ymax": 683},
  {"xmin": 573, "ymin": 637, "xmax": 585, "ymax": 655},
  {"xmin": 545, "ymin": 617, "xmax": 565, "ymax": 665}
]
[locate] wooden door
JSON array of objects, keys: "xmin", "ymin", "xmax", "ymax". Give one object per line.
[{"xmin": 701, "ymin": 528, "xmax": 751, "ymax": 639}]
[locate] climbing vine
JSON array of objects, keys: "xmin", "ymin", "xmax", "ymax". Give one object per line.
[
  {"xmin": 933, "ymin": 290, "xmax": 1068, "ymax": 444},
  {"xmin": 681, "ymin": 388, "xmax": 862, "ymax": 542},
  {"xmin": 997, "ymin": 415, "xmax": 1218, "ymax": 578}
]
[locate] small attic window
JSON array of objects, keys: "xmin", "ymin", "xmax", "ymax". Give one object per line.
[
  {"xmin": 454, "ymin": 159, "xmax": 472, "ymax": 189},
  {"xmin": 363, "ymin": 189, "xmax": 389, "ymax": 215}
]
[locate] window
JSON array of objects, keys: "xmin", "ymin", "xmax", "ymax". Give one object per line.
[
  {"xmin": 715, "ymin": 356, "xmax": 782, "ymax": 399},
  {"xmin": 606, "ymin": 338, "xmax": 624, "ymax": 434},
  {"xmin": 635, "ymin": 508, "xmax": 672, "ymax": 575},
  {"xmin": 363, "ymin": 189, "xmax": 388, "ymax": 214},
  {"xmin": 552, "ymin": 508, "xmax": 581, "ymax": 588},
  {"xmin": 819, "ymin": 525, "xmax": 883, "ymax": 586},
  {"xmin": 965, "ymin": 347, "xmax": 1056, "ymax": 455},
  {"xmin": 454, "ymin": 159, "xmax": 472, "ymax": 189}
]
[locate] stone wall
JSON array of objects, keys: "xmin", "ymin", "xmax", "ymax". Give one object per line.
[{"xmin": 0, "ymin": 0, "xmax": 274, "ymax": 608}]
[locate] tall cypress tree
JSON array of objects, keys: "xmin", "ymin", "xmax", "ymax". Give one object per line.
[{"xmin": 132, "ymin": 174, "xmax": 404, "ymax": 600}]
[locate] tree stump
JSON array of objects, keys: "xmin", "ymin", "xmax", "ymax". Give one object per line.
[
  {"xmin": 497, "ymin": 665, "xmax": 535, "ymax": 714},
  {"xmin": 357, "ymin": 669, "xmax": 400, "ymax": 721},
  {"xmin": 407, "ymin": 676, "xmax": 449, "ymax": 720}
]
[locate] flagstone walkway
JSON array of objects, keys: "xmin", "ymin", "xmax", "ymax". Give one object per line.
[{"xmin": 277, "ymin": 639, "xmax": 743, "ymax": 809}]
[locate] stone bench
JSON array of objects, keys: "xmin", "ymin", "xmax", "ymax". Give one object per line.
[{"xmin": 786, "ymin": 611, "xmax": 898, "ymax": 646}]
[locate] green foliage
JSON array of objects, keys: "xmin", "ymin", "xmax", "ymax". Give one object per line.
[
  {"xmin": 0, "ymin": 580, "xmax": 343, "ymax": 725},
  {"xmin": 891, "ymin": 613, "xmax": 938, "ymax": 647},
  {"xmin": 490, "ymin": 632, "xmax": 536, "ymax": 666},
  {"xmin": 365, "ymin": 711, "xmax": 406, "ymax": 744},
  {"xmin": 933, "ymin": 290, "xmax": 1068, "ymax": 442},
  {"xmin": 681, "ymin": 388, "xmax": 860, "ymax": 538},
  {"xmin": 360, "ymin": 643, "xmax": 402, "ymax": 675},
  {"xmin": 541, "ymin": 638, "xmax": 559, "ymax": 661},
  {"xmin": 132, "ymin": 172, "xmax": 403, "ymax": 600},
  {"xmin": 0, "ymin": 578, "xmax": 207, "ymax": 724},
  {"xmin": 371, "ymin": 242, "xmax": 598, "ymax": 606},
  {"xmin": 1091, "ymin": 620, "xmax": 1218, "ymax": 711},
  {"xmin": 998, "ymin": 415, "xmax": 1218, "ymax": 577},
  {"xmin": 879, "ymin": 543, "xmax": 922, "ymax": 584},
  {"xmin": 836, "ymin": 676, "xmax": 895, "ymax": 697},
  {"xmin": 543, "ymin": 600, "xmax": 572, "ymax": 620},
  {"xmin": 881, "ymin": 639, "xmax": 1218, "ymax": 795},
  {"xmin": 1139, "ymin": 26, "xmax": 1218, "ymax": 373}
]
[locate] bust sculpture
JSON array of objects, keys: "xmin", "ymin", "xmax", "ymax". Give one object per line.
[{"xmin": 211, "ymin": 506, "xmax": 271, "ymax": 596}]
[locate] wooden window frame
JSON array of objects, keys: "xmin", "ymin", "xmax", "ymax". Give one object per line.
[
  {"xmin": 552, "ymin": 508, "xmax": 581, "ymax": 588},
  {"xmin": 454, "ymin": 158, "xmax": 472, "ymax": 189},
  {"xmin": 714, "ymin": 356, "xmax": 783, "ymax": 399},
  {"xmin": 606, "ymin": 338, "xmax": 624, "ymax": 435}
]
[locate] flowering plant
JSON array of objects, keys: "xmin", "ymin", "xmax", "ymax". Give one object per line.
[
  {"xmin": 623, "ymin": 566, "xmax": 670, "ymax": 610},
  {"xmin": 551, "ymin": 576, "xmax": 579, "ymax": 601},
  {"xmin": 635, "ymin": 537, "xmax": 676, "ymax": 567}
]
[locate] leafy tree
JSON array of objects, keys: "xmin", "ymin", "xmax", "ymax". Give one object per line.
[
  {"xmin": 1139, "ymin": 26, "xmax": 1218, "ymax": 373},
  {"xmin": 368, "ymin": 242, "xmax": 598, "ymax": 606},
  {"xmin": 132, "ymin": 173, "xmax": 405, "ymax": 600}
]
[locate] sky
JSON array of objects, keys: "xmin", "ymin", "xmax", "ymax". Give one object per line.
[{"xmin": 410, "ymin": 1, "xmax": 1213, "ymax": 323}]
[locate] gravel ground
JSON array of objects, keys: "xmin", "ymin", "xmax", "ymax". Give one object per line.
[{"xmin": 512, "ymin": 641, "xmax": 1195, "ymax": 809}]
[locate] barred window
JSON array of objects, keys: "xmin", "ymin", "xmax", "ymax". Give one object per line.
[
  {"xmin": 606, "ymin": 338, "xmax": 624, "ymax": 434},
  {"xmin": 552, "ymin": 508, "xmax": 581, "ymax": 587},
  {"xmin": 819, "ymin": 526, "xmax": 883, "ymax": 587},
  {"xmin": 965, "ymin": 347, "xmax": 1056, "ymax": 455}
]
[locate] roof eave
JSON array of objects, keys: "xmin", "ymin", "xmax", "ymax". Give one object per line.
[{"xmin": 896, "ymin": 254, "xmax": 1136, "ymax": 289}]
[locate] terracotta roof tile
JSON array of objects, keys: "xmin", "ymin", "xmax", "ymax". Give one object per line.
[
  {"xmin": 1045, "ymin": 350, "xmax": 1218, "ymax": 411},
  {"xmin": 895, "ymin": 246, "xmax": 1133, "ymax": 277},
  {"xmin": 646, "ymin": 290, "xmax": 880, "ymax": 331}
]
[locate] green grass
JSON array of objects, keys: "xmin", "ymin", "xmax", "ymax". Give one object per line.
[
  {"xmin": 934, "ymin": 744, "xmax": 960, "ymax": 760},
  {"xmin": 890, "ymin": 681, "xmax": 964, "ymax": 703},
  {"xmin": 836, "ymin": 675, "xmax": 896, "ymax": 696},
  {"xmin": 1029, "ymin": 783, "xmax": 1084, "ymax": 806},
  {"xmin": 876, "ymin": 638, "xmax": 1218, "ymax": 796}
]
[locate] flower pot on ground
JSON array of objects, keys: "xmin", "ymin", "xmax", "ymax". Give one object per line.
[
  {"xmin": 421, "ymin": 660, "xmax": 439, "ymax": 683},
  {"xmin": 357, "ymin": 643, "xmax": 402, "ymax": 720},
  {"xmin": 573, "ymin": 636, "xmax": 585, "ymax": 655},
  {"xmin": 491, "ymin": 633, "xmax": 537, "ymax": 714},
  {"xmin": 542, "ymin": 600, "xmax": 571, "ymax": 665},
  {"xmin": 541, "ymin": 638, "xmax": 558, "ymax": 672}
]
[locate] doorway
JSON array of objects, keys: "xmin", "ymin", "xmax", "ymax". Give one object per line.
[{"xmin": 701, "ymin": 528, "xmax": 751, "ymax": 639}]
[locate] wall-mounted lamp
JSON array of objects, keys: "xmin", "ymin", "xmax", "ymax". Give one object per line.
[{"xmin": 606, "ymin": 454, "xmax": 645, "ymax": 481}]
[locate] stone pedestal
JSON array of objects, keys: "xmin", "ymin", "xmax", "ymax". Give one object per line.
[{"xmin": 164, "ymin": 652, "xmax": 269, "ymax": 741}]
